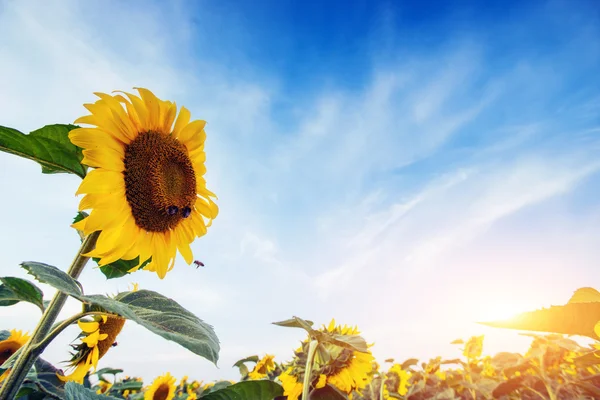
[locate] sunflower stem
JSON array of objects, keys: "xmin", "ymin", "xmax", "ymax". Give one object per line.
[
  {"xmin": 302, "ymin": 339, "xmax": 318, "ymax": 400},
  {"xmin": 0, "ymin": 231, "xmax": 99, "ymax": 400},
  {"xmin": 379, "ymin": 373, "xmax": 386, "ymax": 400}
]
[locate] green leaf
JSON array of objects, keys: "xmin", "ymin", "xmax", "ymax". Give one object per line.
[
  {"xmin": 0, "ymin": 277, "xmax": 45, "ymax": 312},
  {"xmin": 0, "ymin": 284, "xmax": 20, "ymax": 307},
  {"xmin": 309, "ymin": 384, "xmax": 348, "ymax": 400},
  {"xmin": 65, "ymin": 382, "xmax": 119, "ymax": 399},
  {"xmin": 79, "ymin": 290, "xmax": 220, "ymax": 365},
  {"xmin": 479, "ymin": 302, "xmax": 600, "ymax": 340},
  {"xmin": 400, "ymin": 358, "xmax": 420, "ymax": 370},
  {"xmin": 21, "ymin": 261, "xmax": 83, "ymax": 297},
  {"xmin": 92, "ymin": 368, "xmax": 124, "ymax": 379},
  {"xmin": 97, "ymin": 257, "xmax": 151, "ymax": 280},
  {"xmin": 232, "ymin": 356, "xmax": 259, "ymax": 368},
  {"xmin": 272, "ymin": 317, "xmax": 314, "ymax": 330},
  {"xmin": 108, "ymin": 381, "xmax": 144, "ymax": 392},
  {"xmin": 329, "ymin": 334, "xmax": 369, "ymax": 353},
  {"xmin": 0, "ymin": 124, "xmax": 86, "ymax": 178},
  {"xmin": 201, "ymin": 381, "xmax": 283, "ymax": 400}
]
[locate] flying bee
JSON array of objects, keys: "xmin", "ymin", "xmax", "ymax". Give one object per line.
[{"xmin": 194, "ymin": 260, "xmax": 205, "ymax": 269}]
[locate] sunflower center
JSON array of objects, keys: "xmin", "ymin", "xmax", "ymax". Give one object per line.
[
  {"xmin": 124, "ymin": 131, "xmax": 197, "ymax": 232},
  {"xmin": 153, "ymin": 383, "xmax": 171, "ymax": 400},
  {"xmin": 0, "ymin": 341, "xmax": 21, "ymax": 365}
]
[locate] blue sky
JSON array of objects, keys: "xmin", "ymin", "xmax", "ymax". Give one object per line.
[{"xmin": 1, "ymin": 0, "xmax": 599, "ymax": 384}]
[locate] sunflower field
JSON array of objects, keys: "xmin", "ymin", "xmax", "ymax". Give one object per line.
[{"xmin": 1, "ymin": 89, "xmax": 600, "ymax": 400}]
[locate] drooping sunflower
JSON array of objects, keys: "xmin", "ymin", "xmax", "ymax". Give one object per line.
[
  {"xmin": 58, "ymin": 314, "xmax": 126, "ymax": 383},
  {"xmin": 248, "ymin": 354, "xmax": 276, "ymax": 380},
  {"xmin": 144, "ymin": 373, "xmax": 177, "ymax": 400},
  {"xmin": 0, "ymin": 329, "xmax": 31, "ymax": 383},
  {"xmin": 279, "ymin": 319, "xmax": 374, "ymax": 399},
  {"xmin": 70, "ymin": 88, "xmax": 218, "ymax": 279}
]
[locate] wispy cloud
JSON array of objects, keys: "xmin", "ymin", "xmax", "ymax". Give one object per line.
[{"xmin": 1, "ymin": 0, "xmax": 599, "ymax": 385}]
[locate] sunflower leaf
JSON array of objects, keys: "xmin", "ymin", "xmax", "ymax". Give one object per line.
[
  {"xmin": 0, "ymin": 124, "xmax": 86, "ymax": 178},
  {"xmin": 479, "ymin": 302, "xmax": 600, "ymax": 340},
  {"xmin": 20, "ymin": 261, "xmax": 83, "ymax": 297},
  {"xmin": 64, "ymin": 382, "xmax": 119, "ymax": 399},
  {"xmin": 76, "ymin": 290, "xmax": 220, "ymax": 365},
  {"xmin": 272, "ymin": 317, "xmax": 314, "ymax": 331},
  {"xmin": 330, "ymin": 333, "xmax": 369, "ymax": 353},
  {"xmin": 232, "ymin": 355, "xmax": 260, "ymax": 368},
  {"xmin": 96, "ymin": 257, "xmax": 151, "ymax": 280},
  {"xmin": 0, "ymin": 284, "xmax": 20, "ymax": 307},
  {"xmin": 309, "ymin": 384, "xmax": 348, "ymax": 400},
  {"xmin": 201, "ymin": 381, "xmax": 283, "ymax": 400},
  {"xmin": 0, "ymin": 276, "xmax": 45, "ymax": 312}
]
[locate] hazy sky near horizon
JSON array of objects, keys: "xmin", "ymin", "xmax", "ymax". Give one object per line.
[{"xmin": 1, "ymin": 0, "xmax": 599, "ymax": 384}]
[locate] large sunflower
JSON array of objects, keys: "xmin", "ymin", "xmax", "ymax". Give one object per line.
[
  {"xmin": 144, "ymin": 372, "xmax": 177, "ymax": 400},
  {"xmin": 70, "ymin": 88, "xmax": 218, "ymax": 279},
  {"xmin": 278, "ymin": 319, "xmax": 374, "ymax": 399},
  {"xmin": 0, "ymin": 330, "xmax": 31, "ymax": 383},
  {"xmin": 58, "ymin": 314, "xmax": 126, "ymax": 383}
]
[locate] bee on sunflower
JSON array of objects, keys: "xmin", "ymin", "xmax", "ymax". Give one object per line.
[
  {"xmin": 0, "ymin": 330, "xmax": 31, "ymax": 383},
  {"xmin": 70, "ymin": 88, "xmax": 218, "ymax": 279},
  {"xmin": 277, "ymin": 319, "xmax": 374, "ymax": 400}
]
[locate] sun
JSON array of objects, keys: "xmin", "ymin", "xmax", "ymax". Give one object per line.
[{"xmin": 479, "ymin": 303, "xmax": 522, "ymax": 322}]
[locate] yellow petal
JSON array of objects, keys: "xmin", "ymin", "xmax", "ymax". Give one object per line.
[
  {"xmin": 75, "ymin": 169, "xmax": 124, "ymax": 195},
  {"xmin": 178, "ymin": 120, "xmax": 206, "ymax": 143},
  {"xmin": 81, "ymin": 330, "xmax": 101, "ymax": 347},
  {"xmin": 135, "ymin": 87, "xmax": 160, "ymax": 131},
  {"xmin": 118, "ymin": 91, "xmax": 149, "ymax": 131},
  {"xmin": 81, "ymin": 148, "xmax": 125, "ymax": 171},
  {"xmin": 174, "ymin": 227, "xmax": 194, "ymax": 264},
  {"xmin": 160, "ymin": 100, "xmax": 177, "ymax": 133},
  {"xmin": 69, "ymin": 128, "xmax": 125, "ymax": 154},
  {"xmin": 93, "ymin": 92, "xmax": 137, "ymax": 140},
  {"xmin": 172, "ymin": 106, "xmax": 191, "ymax": 137},
  {"xmin": 77, "ymin": 320, "xmax": 99, "ymax": 334}
]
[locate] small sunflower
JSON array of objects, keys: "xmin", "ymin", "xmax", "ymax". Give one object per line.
[
  {"xmin": 279, "ymin": 319, "xmax": 374, "ymax": 399},
  {"xmin": 248, "ymin": 354, "xmax": 275, "ymax": 380},
  {"xmin": 58, "ymin": 314, "xmax": 126, "ymax": 383},
  {"xmin": 145, "ymin": 372, "xmax": 177, "ymax": 400},
  {"xmin": 463, "ymin": 335, "xmax": 484, "ymax": 360},
  {"xmin": 383, "ymin": 364, "xmax": 411, "ymax": 398},
  {"xmin": 0, "ymin": 330, "xmax": 31, "ymax": 382},
  {"xmin": 70, "ymin": 88, "xmax": 218, "ymax": 279}
]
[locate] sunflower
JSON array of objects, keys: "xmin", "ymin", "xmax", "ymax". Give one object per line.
[
  {"xmin": 278, "ymin": 368, "xmax": 303, "ymax": 400},
  {"xmin": 0, "ymin": 330, "xmax": 31, "ymax": 383},
  {"xmin": 279, "ymin": 319, "xmax": 374, "ymax": 399},
  {"xmin": 70, "ymin": 88, "xmax": 218, "ymax": 279},
  {"xmin": 382, "ymin": 364, "xmax": 411, "ymax": 398},
  {"xmin": 463, "ymin": 335, "xmax": 484, "ymax": 360},
  {"xmin": 248, "ymin": 354, "xmax": 275, "ymax": 380},
  {"xmin": 58, "ymin": 314, "xmax": 126, "ymax": 383},
  {"xmin": 145, "ymin": 372, "xmax": 177, "ymax": 400}
]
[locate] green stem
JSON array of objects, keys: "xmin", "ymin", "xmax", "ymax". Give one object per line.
[
  {"xmin": 379, "ymin": 373, "xmax": 386, "ymax": 400},
  {"xmin": 302, "ymin": 340, "xmax": 318, "ymax": 400},
  {"xmin": 0, "ymin": 231, "xmax": 99, "ymax": 400}
]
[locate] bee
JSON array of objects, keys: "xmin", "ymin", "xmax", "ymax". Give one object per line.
[
  {"xmin": 111, "ymin": 342, "xmax": 118, "ymax": 347},
  {"xmin": 194, "ymin": 260, "xmax": 205, "ymax": 269}
]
